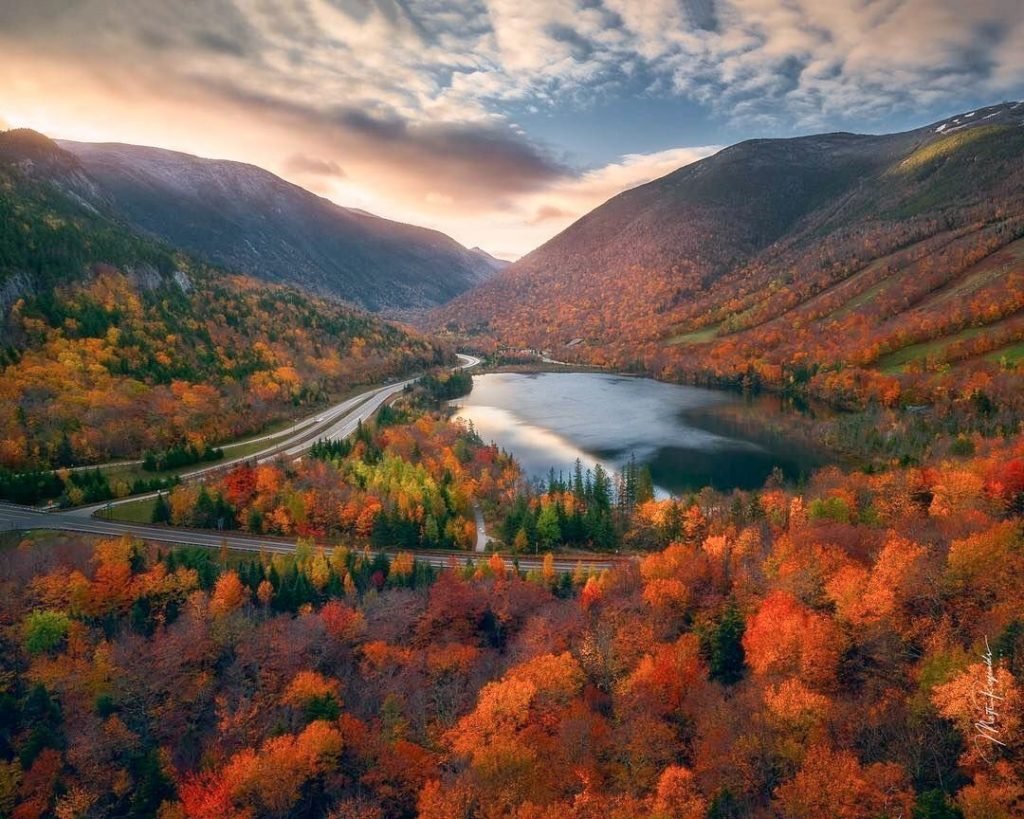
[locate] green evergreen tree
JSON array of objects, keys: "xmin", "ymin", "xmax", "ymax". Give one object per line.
[
  {"xmin": 537, "ymin": 504, "xmax": 562, "ymax": 552},
  {"xmin": 703, "ymin": 601, "xmax": 746, "ymax": 685},
  {"xmin": 55, "ymin": 433, "xmax": 75, "ymax": 468},
  {"xmin": 635, "ymin": 465, "xmax": 655, "ymax": 505},
  {"xmin": 913, "ymin": 790, "xmax": 963, "ymax": 819},
  {"xmin": 129, "ymin": 748, "xmax": 176, "ymax": 817},
  {"xmin": 151, "ymin": 492, "xmax": 171, "ymax": 524}
]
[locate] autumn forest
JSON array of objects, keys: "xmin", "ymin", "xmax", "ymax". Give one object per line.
[
  {"xmin": 3, "ymin": 426, "xmax": 1024, "ymax": 816},
  {"xmin": 2, "ymin": 39, "xmax": 1024, "ymax": 819}
]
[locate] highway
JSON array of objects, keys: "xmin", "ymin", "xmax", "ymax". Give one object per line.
[
  {"xmin": 65, "ymin": 353, "xmax": 482, "ymax": 517},
  {"xmin": 0, "ymin": 502, "xmax": 619, "ymax": 572},
  {"xmin": 1, "ymin": 353, "xmax": 620, "ymax": 571}
]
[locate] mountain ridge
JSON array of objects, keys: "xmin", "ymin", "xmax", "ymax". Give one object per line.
[
  {"xmin": 436, "ymin": 102, "xmax": 1024, "ymax": 406},
  {"xmin": 1, "ymin": 128, "xmax": 501, "ymax": 310},
  {"xmin": 0, "ymin": 137, "xmax": 446, "ymax": 470}
]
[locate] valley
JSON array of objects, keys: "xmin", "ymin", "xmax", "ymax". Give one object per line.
[
  {"xmin": 438, "ymin": 103, "xmax": 1024, "ymax": 419},
  {"xmin": 2, "ymin": 85, "xmax": 1024, "ymax": 819}
]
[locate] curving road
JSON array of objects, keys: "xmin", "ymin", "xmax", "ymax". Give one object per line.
[
  {"xmin": 0, "ymin": 354, "xmax": 623, "ymax": 571},
  {"xmin": 65, "ymin": 354, "xmax": 482, "ymax": 517},
  {"xmin": 1, "ymin": 352, "xmax": 618, "ymax": 570},
  {"xmin": 473, "ymin": 505, "xmax": 490, "ymax": 553}
]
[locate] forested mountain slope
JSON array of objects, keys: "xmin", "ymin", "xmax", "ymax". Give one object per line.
[
  {"xmin": 439, "ymin": 103, "xmax": 1024, "ymax": 408},
  {"xmin": 0, "ymin": 130, "xmax": 444, "ymax": 470},
  {"xmin": 2, "ymin": 129, "xmax": 500, "ymax": 312}
]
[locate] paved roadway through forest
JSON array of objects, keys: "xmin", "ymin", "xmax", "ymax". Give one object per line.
[
  {"xmin": 62, "ymin": 354, "xmax": 482, "ymax": 518},
  {"xmin": 0, "ymin": 353, "xmax": 621, "ymax": 571},
  {"xmin": 0, "ymin": 502, "xmax": 619, "ymax": 572}
]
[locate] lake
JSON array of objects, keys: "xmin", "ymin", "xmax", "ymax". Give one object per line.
[{"xmin": 449, "ymin": 372, "xmax": 831, "ymax": 495}]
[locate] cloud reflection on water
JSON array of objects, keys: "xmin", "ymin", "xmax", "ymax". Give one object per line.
[{"xmin": 450, "ymin": 372, "xmax": 769, "ymax": 496}]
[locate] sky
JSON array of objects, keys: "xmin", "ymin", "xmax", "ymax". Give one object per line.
[{"xmin": 2, "ymin": 1, "xmax": 1023, "ymax": 259}]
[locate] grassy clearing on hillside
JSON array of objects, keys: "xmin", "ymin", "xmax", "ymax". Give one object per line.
[
  {"xmin": 986, "ymin": 340, "xmax": 1024, "ymax": 366},
  {"xmin": 833, "ymin": 278, "xmax": 892, "ymax": 319},
  {"xmin": 909, "ymin": 237, "xmax": 1024, "ymax": 313},
  {"xmin": 876, "ymin": 325, "xmax": 995, "ymax": 372},
  {"xmin": 826, "ymin": 228, "xmax": 1003, "ymax": 322},
  {"xmin": 666, "ymin": 324, "xmax": 720, "ymax": 345},
  {"xmin": 796, "ymin": 254, "xmax": 897, "ymax": 320},
  {"xmin": 894, "ymin": 125, "xmax": 1008, "ymax": 175},
  {"xmin": 773, "ymin": 230, "xmax": 965, "ymax": 325}
]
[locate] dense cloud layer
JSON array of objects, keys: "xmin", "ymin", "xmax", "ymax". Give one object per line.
[{"xmin": 1, "ymin": 0, "xmax": 1021, "ymax": 255}]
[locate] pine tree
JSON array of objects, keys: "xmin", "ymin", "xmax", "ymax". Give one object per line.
[
  {"xmin": 55, "ymin": 433, "xmax": 74, "ymax": 468},
  {"xmin": 703, "ymin": 600, "xmax": 746, "ymax": 685},
  {"xmin": 151, "ymin": 492, "xmax": 171, "ymax": 524},
  {"xmin": 636, "ymin": 465, "xmax": 655, "ymax": 505},
  {"xmin": 592, "ymin": 464, "xmax": 611, "ymax": 511},
  {"xmin": 573, "ymin": 458, "xmax": 585, "ymax": 500}
]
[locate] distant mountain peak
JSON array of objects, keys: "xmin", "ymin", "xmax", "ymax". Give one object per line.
[
  {"xmin": 469, "ymin": 247, "xmax": 512, "ymax": 271},
  {"xmin": 0, "ymin": 129, "xmax": 109, "ymax": 212}
]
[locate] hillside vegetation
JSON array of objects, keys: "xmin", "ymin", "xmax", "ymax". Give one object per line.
[
  {"xmin": 0, "ymin": 131, "xmax": 445, "ymax": 471},
  {"xmin": 438, "ymin": 103, "xmax": 1024, "ymax": 415},
  {"xmin": 2, "ymin": 422, "xmax": 1023, "ymax": 816}
]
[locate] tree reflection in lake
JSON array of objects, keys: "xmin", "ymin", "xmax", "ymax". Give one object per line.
[{"xmin": 450, "ymin": 372, "xmax": 833, "ymax": 495}]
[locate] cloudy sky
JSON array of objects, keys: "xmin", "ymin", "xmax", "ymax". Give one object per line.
[{"xmin": 2, "ymin": 0, "xmax": 1023, "ymax": 258}]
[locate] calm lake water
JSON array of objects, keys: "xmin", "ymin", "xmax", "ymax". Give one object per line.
[{"xmin": 449, "ymin": 372, "xmax": 830, "ymax": 495}]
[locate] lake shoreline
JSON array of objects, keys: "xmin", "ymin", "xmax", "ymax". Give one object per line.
[
  {"xmin": 470, "ymin": 361, "xmax": 875, "ymax": 472},
  {"xmin": 450, "ymin": 371, "xmax": 837, "ymax": 495}
]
